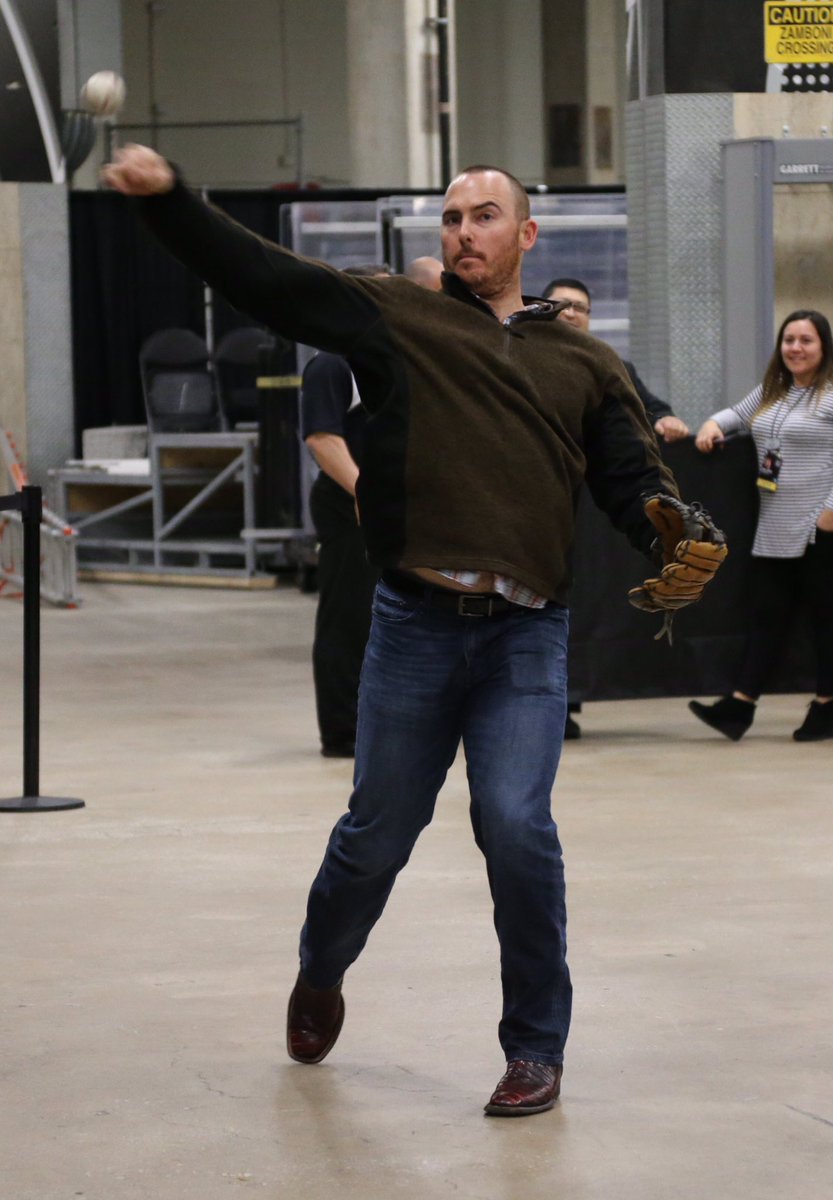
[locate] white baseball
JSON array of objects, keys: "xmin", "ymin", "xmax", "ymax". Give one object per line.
[{"xmin": 80, "ymin": 70, "xmax": 126, "ymax": 117}]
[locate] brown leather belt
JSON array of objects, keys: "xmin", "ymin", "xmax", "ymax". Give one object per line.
[{"xmin": 381, "ymin": 570, "xmax": 514, "ymax": 617}]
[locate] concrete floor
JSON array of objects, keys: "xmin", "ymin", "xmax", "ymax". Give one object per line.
[{"xmin": 1, "ymin": 580, "xmax": 831, "ymax": 1200}]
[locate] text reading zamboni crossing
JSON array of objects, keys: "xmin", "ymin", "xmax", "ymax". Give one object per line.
[{"xmin": 765, "ymin": 2, "xmax": 833, "ymax": 62}]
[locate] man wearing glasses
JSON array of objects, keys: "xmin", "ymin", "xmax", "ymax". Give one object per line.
[
  {"xmin": 544, "ymin": 278, "xmax": 690, "ymax": 738},
  {"xmin": 544, "ymin": 278, "xmax": 689, "ymax": 444}
]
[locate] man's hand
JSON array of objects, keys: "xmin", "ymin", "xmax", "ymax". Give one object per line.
[
  {"xmin": 654, "ymin": 415, "xmax": 689, "ymax": 443},
  {"xmin": 101, "ymin": 143, "xmax": 175, "ymax": 196},
  {"xmin": 817, "ymin": 508, "xmax": 833, "ymax": 532},
  {"xmin": 694, "ymin": 419, "xmax": 726, "ymax": 453}
]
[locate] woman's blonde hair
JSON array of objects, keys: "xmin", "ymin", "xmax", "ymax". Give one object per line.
[{"xmin": 759, "ymin": 309, "xmax": 833, "ymax": 412}]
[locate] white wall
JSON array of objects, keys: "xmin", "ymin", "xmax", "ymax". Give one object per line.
[
  {"xmin": 586, "ymin": 0, "xmax": 626, "ymax": 183},
  {"xmin": 75, "ymin": 1, "xmax": 623, "ymax": 191},
  {"xmin": 346, "ymin": 0, "xmax": 446, "ymax": 189},
  {"xmin": 118, "ymin": 0, "xmax": 351, "ymax": 188}
]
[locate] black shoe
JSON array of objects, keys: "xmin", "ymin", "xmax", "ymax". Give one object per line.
[
  {"xmin": 688, "ymin": 695, "xmax": 755, "ymax": 742},
  {"xmin": 793, "ymin": 699, "xmax": 833, "ymax": 742},
  {"xmin": 321, "ymin": 742, "xmax": 355, "ymax": 758},
  {"xmin": 564, "ymin": 715, "xmax": 581, "ymax": 740},
  {"xmin": 286, "ymin": 972, "xmax": 345, "ymax": 1064},
  {"xmin": 484, "ymin": 1060, "xmax": 563, "ymax": 1116}
]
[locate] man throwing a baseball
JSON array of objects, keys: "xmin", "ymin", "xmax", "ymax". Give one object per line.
[{"xmin": 104, "ymin": 145, "xmax": 724, "ymax": 1116}]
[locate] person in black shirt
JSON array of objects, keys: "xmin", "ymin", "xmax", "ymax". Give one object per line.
[
  {"xmin": 544, "ymin": 277, "xmax": 689, "ymax": 738},
  {"xmin": 544, "ymin": 278, "xmax": 689, "ymax": 443},
  {"xmin": 301, "ymin": 265, "xmax": 389, "ymax": 756}
]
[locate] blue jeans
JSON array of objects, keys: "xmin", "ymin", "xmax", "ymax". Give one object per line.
[{"xmin": 300, "ymin": 578, "xmax": 572, "ymax": 1064}]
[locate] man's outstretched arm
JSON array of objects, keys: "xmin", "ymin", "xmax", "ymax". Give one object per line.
[{"xmin": 103, "ymin": 144, "xmax": 381, "ymax": 357}]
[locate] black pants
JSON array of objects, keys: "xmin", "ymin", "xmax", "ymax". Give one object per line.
[
  {"xmin": 309, "ymin": 477, "xmax": 377, "ymax": 750},
  {"xmin": 736, "ymin": 531, "xmax": 833, "ymax": 699}
]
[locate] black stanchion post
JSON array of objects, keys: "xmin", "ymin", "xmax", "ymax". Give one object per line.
[
  {"xmin": 22, "ymin": 483, "xmax": 41, "ymax": 799},
  {"xmin": 0, "ymin": 485, "xmax": 84, "ymax": 813}
]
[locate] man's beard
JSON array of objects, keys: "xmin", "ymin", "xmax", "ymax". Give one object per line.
[{"xmin": 461, "ymin": 258, "xmax": 517, "ymax": 299}]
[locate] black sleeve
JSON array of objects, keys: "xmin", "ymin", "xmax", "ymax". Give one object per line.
[
  {"xmin": 624, "ymin": 360, "xmax": 673, "ymax": 423},
  {"xmin": 583, "ymin": 372, "xmax": 680, "ymax": 558},
  {"xmin": 137, "ymin": 177, "xmax": 382, "ymax": 356},
  {"xmin": 300, "ymin": 353, "xmax": 354, "ymax": 441}
]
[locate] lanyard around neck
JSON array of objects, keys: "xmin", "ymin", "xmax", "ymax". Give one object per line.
[{"xmin": 767, "ymin": 385, "xmax": 811, "ymax": 447}]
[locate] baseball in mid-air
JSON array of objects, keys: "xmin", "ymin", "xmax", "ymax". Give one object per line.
[{"xmin": 80, "ymin": 70, "xmax": 126, "ymax": 117}]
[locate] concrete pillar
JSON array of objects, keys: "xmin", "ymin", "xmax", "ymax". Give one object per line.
[
  {"xmin": 456, "ymin": 0, "xmax": 544, "ymax": 184},
  {"xmin": 541, "ymin": 0, "xmax": 626, "ymax": 187},
  {"xmin": 585, "ymin": 0, "xmax": 626, "ymax": 184},
  {"xmin": 0, "ymin": 184, "xmax": 74, "ymax": 484},
  {"xmin": 541, "ymin": 0, "xmax": 586, "ymax": 187},
  {"xmin": 346, "ymin": 0, "xmax": 447, "ymax": 189}
]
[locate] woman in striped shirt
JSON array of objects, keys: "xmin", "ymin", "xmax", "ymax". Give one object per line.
[{"xmin": 690, "ymin": 309, "xmax": 833, "ymax": 742}]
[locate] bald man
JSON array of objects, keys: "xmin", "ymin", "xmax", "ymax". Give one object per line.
[
  {"xmin": 105, "ymin": 146, "xmax": 686, "ymax": 1117},
  {"xmin": 405, "ymin": 255, "xmax": 444, "ymax": 291}
]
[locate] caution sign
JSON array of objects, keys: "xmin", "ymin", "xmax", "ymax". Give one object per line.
[{"xmin": 765, "ymin": 3, "xmax": 833, "ymax": 62}]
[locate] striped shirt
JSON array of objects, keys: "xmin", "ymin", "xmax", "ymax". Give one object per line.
[
  {"xmin": 437, "ymin": 569, "xmax": 548, "ymax": 608},
  {"xmin": 711, "ymin": 383, "xmax": 833, "ymax": 557}
]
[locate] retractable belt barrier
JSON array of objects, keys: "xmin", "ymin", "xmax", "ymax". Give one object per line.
[
  {"xmin": 1, "ymin": 428, "xmax": 81, "ymax": 607},
  {"xmin": 0, "ymin": 486, "xmax": 84, "ymax": 812}
]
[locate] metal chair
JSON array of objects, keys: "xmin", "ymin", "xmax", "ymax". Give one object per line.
[
  {"xmin": 212, "ymin": 326, "xmax": 275, "ymax": 430},
  {"xmin": 139, "ymin": 328, "xmax": 223, "ymax": 433}
]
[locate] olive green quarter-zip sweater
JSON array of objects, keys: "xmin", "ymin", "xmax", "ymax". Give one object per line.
[{"xmin": 140, "ymin": 180, "xmax": 678, "ymax": 603}]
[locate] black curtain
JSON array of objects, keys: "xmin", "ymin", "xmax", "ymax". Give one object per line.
[
  {"xmin": 663, "ymin": 0, "xmax": 768, "ymax": 94},
  {"xmin": 568, "ymin": 436, "xmax": 815, "ymax": 700},
  {"xmin": 69, "ymin": 186, "xmax": 423, "ymax": 450},
  {"xmin": 70, "ymin": 192, "xmax": 205, "ymax": 448}
]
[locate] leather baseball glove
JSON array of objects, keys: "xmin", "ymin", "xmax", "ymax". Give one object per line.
[{"xmin": 628, "ymin": 494, "xmax": 728, "ymax": 643}]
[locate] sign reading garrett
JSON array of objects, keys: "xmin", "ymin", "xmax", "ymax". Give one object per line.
[{"xmin": 765, "ymin": 2, "xmax": 833, "ymax": 63}]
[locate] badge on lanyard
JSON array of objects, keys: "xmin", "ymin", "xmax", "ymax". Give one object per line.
[{"xmin": 757, "ymin": 446, "xmax": 782, "ymax": 492}]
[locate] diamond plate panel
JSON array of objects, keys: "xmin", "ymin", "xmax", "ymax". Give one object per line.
[{"xmin": 626, "ymin": 94, "xmax": 734, "ymax": 427}]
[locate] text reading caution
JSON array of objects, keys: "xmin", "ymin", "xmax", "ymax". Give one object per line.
[{"xmin": 765, "ymin": 2, "xmax": 833, "ymax": 62}]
